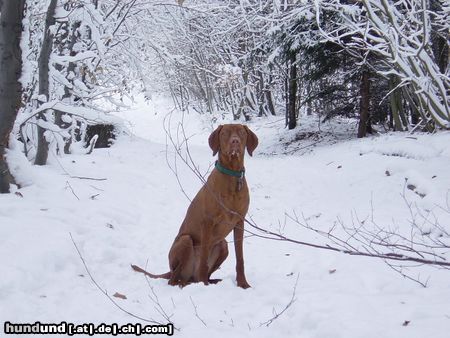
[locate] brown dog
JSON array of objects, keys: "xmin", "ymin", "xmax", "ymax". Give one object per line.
[{"xmin": 132, "ymin": 124, "xmax": 258, "ymax": 288}]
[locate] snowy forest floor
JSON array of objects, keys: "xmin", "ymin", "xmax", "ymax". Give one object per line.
[{"xmin": 1, "ymin": 95, "xmax": 450, "ymax": 338}]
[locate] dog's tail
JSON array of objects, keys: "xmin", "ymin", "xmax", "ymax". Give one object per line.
[{"xmin": 131, "ymin": 264, "xmax": 171, "ymax": 279}]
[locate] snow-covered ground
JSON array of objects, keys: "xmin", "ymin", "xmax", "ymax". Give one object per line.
[{"xmin": 2, "ymin": 95, "xmax": 450, "ymax": 337}]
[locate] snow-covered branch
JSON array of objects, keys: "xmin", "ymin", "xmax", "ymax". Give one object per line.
[{"xmin": 315, "ymin": 0, "xmax": 450, "ymax": 128}]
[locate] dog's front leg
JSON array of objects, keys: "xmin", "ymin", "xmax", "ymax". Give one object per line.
[
  {"xmin": 234, "ymin": 221, "xmax": 251, "ymax": 289},
  {"xmin": 199, "ymin": 225, "xmax": 212, "ymax": 285}
]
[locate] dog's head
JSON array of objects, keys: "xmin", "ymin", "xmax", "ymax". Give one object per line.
[{"xmin": 208, "ymin": 124, "xmax": 258, "ymax": 167}]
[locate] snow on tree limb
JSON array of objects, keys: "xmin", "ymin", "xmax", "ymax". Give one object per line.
[{"xmin": 314, "ymin": 0, "xmax": 450, "ymax": 128}]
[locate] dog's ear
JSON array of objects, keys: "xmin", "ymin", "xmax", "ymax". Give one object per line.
[
  {"xmin": 244, "ymin": 125, "xmax": 258, "ymax": 156},
  {"xmin": 208, "ymin": 125, "xmax": 223, "ymax": 156}
]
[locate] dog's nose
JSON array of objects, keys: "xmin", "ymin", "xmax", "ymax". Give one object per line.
[{"xmin": 231, "ymin": 136, "xmax": 240, "ymax": 145}]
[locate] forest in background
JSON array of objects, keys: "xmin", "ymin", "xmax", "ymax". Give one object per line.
[{"xmin": 0, "ymin": 0, "xmax": 449, "ymax": 193}]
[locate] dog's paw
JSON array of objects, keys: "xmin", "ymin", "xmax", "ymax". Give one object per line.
[
  {"xmin": 237, "ymin": 280, "xmax": 251, "ymax": 289},
  {"xmin": 208, "ymin": 278, "xmax": 222, "ymax": 284}
]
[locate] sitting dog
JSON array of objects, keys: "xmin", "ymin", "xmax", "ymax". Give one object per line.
[{"xmin": 132, "ymin": 124, "xmax": 258, "ymax": 288}]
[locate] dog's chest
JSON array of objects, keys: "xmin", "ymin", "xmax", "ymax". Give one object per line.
[
  {"xmin": 212, "ymin": 194, "xmax": 248, "ymax": 237},
  {"xmin": 217, "ymin": 190, "xmax": 249, "ymax": 216},
  {"xmin": 213, "ymin": 214, "xmax": 241, "ymax": 239}
]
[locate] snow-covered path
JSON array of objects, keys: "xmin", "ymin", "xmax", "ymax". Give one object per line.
[{"xmin": 1, "ymin": 100, "xmax": 450, "ymax": 337}]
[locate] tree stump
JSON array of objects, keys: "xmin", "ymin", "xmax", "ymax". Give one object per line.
[{"xmin": 85, "ymin": 124, "xmax": 115, "ymax": 148}]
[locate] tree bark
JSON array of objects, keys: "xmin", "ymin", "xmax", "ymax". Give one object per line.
[
  {"xmin": 287, "ymin": 51, "xmax": 297, "ymax": 130},
  {"xmin": 55, "ymin": 20, "xmax": 81, "ymax": 154},
  {"xmin": 262, "ymin": 68, "xmax": 276, "ymax": 116},
  {"xmin": 389, "ymin": 75, "xmax": 406, "ymax": 131},
  {"xmin": 237, "ymin": 71, "xmax": 254, "ymax": 121},
  {"xmin": 430, "ymin": 0, "xmax": 449, "ymax": 75},
  {"xmin": 0, "ymin": 0, "xmax": 25, "ymax": 193},
  {"xmin": 257, "ymin": 70, "xmax": 265, "ymax": 117},
  {"xmin": 35, "ymin": 0, "xmax": 57, "ymax": 165},
  {"xmin": 357, "ymin": 69, "xmax": 370, "ymax": 138},
  {"xmin": 265, "ymin": 85, "xmax": 276, "ymax": 116}
]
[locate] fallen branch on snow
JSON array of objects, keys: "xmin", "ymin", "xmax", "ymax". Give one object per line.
[{"xmin": 70, "ymin": 233, "xmax": 175, "ymax": 327}]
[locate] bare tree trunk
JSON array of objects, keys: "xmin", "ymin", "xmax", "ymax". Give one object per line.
[
  {"xmin": 256, "ymin": 70, "xmax": 265, "ymax": 117},
  {"xmin": 35, "ymin": 0, "xmax": 57, "ymax": 165},
  {"xmin": 389, "ymin": 75, "xmax": 406, "ymax": 131},
  {"xmin": 259, "ymin": 69, "xmax": 276, "ymax": 116},
  {"xmin": 54, "ymin": 20, "xmax": 81, "ymax": 154},
  {"xmin": 0, "ymin": 0, "xmax": 25, "ymax": 193},
  {"xmin": 237, "ymin": 71, "xmax": 254, "ymax": 121},
  {"xmin": 287, "ymin": 51, "xmax": 297, "ymax": 130},
  {"xmin": 284, "ymin": 64, "xmax": 289, "ymax": 127},
  {"xmin": 266, "ymin": 64, "xmax": 276, "ymax": 116},
  {"xmin": 430, "ymin": 0, "xmax": 449, "ymax": 75},
  {"xmin": 357, "ymin": 69, "xmax": 370, "ymax": 138},
  {"xmin": 403, "ymin": 87, "xmax": 421, "ymax": 126},
  {"xmin": 265, "ymin": 86, "xmax": 276, "ymax": 116}
]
